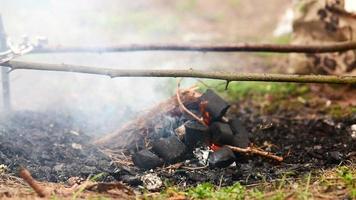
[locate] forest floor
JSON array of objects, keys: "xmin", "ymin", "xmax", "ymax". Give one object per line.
[
  {"xmin": 0, "ymin": 83, "xmax": 355, "ymax": 200},
  {"xmin": 0, "ymin": 0, "xmax": 355, "ymax": 199}
]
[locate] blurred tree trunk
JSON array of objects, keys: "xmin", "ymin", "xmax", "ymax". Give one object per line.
[{"xmin": 290, "ymin": 0, "xmax": 356, "ymax": 75}]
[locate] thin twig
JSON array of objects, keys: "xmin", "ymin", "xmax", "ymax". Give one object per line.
[
  {"xmin": 18, "ymin": 167, "xmax": 46, "ymax": 198},
  {"xmin": 227, "ymin": 145, "xmax": 283, "ymax": 162},
  {"xmin": 31, "ymin": 41, "xmax": 356, "ymax": 54},
  {"xmin": 176, "ymin": 79, "xmax": 207, "ymax": 125},
  {"xmin": 5, "ymin": 61, "xmax": 356, "ymax": 84}
]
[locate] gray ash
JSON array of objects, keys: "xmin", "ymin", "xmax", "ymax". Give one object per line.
[{"xmin": 0, "ymin": 111, "xmax": 113, "ymax": 182}]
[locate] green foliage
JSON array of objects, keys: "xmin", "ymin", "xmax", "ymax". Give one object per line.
[
  {"xmin": 186, "ymin": 182, "xmax": 246, "ymax": 200},
  {"xmin": 270, "ymin": 191, "xmax": 285, "ymax": 200},
  {"xmin": 187, "ymin": 182, "xmax": 215, "ymax": 199},
  {"xmin": 337, "ymin": 166, "xmax": 356, "ymax": 199},
  {"xmin": 212, "ymin": 182, "xmax": 246, "ymax": 200},
  {"xmin": 248, "ymin": 188, "xmax": 264, "ymax": 200},
  {"xmin": 296, "ymin": 173, "xmax": 312, "ymax": 200},
  {"xmin": 337, "ymin": 166, "xmax": 355, "ymax": 187},
  {"xmin": 90, "ymin": 172, "xmax": 106, "ymax": 182}
]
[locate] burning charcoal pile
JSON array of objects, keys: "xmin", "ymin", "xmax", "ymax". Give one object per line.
[
  {"xmin": 97, "ymin": 88, "xmax": 355, "ymax": 189},
  {"xmin": 0, "ymin": 111, "xmax": 113, "ymax": 182},
  {"xmin": 130, "ymin": 89, "xmax": 257, "ymax": 170}
]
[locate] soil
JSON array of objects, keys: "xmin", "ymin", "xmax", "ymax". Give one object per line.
[{"xmin": 0, "ymin": 111, "xmax": 114, "ymax": 183}]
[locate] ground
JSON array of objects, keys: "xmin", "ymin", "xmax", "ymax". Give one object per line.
[{"xmin": 0, "ymin": 0, "xmax": 355, "ymax": 199}]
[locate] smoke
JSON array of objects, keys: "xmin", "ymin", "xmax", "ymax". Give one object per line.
[
  {"xmin": 0, "ymin": 0, "xmax": 201, "ymax": 134},
  {"xmin": 0, "ymin": 0, "xmax": 288, "ymax": 135}
]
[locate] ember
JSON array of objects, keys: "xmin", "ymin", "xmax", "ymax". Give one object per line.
[{"xmin": 120, "ymin": 89, "xmax": 277, "ymax": 171}]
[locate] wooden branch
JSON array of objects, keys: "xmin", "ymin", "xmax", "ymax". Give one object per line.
[
  {"xmin": 227, "ymin": 145, "xmax": 283, "ymax": 162},
  {"xmin": 31, "ymin": 41, "xmax": 356, "ymax": 54},
  {"xmin": 19, "ymin": 167, "xmax": 47, "ymax": 198},
  {"xmin": 176, "ymin": 79, "xmax": 207, "ymax": 125},
  {"xmin": 6, "ymin": 61, "xmax": 356, "ymax": 84},
  {"xmin": 0, "ymin": 15, "xmax": 11, "ymax": 112}
]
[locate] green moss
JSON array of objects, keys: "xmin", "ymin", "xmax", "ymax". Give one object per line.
[
  {"xmin": 186, "ymin": 182, "xmax": 246, "ymax": 200},
  {"xmin": 337, "ymin": 166, "xmax": 356, "ymax": 199},
  {"xmin": 187, "ymin": 183, "xmax": 215, "ymax": 199}
]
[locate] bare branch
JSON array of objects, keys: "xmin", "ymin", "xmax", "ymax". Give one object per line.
[
  {"xmin": 31, "ymin": 41, "xmax": 356, "ymax": 54},
  {"xmin": 5, "ymin": 61, "xmax": 356, "ymax": 84},
  {"xmin": 227, "ymin": 145, "xmax": 284, "ymax": 162},
  {"xmin": 176, "ymin": 79, "xmax": 207, "ymax": 125},
  {"xmin": 19, "ymin": 167, "xmax": 47, "ymax": 197}
]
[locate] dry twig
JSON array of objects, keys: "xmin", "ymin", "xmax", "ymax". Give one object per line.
[
  {"xmin": 226, "ymin": 145, "xmax": 283, "ymax": 162},
  {"xmin": 31, "ymin": 41, "xmax": 356, "ymax": 53},
  {"xmin": 5, "ymin": 61, "xmax": 356, "ymax": 84},
  {"xmin": 176, "ymin": 79, "xmax": 206, "ymax": 125},
  {"xmin": 18, "ymin": 167, "xmax": 46, "ymax": 198}
]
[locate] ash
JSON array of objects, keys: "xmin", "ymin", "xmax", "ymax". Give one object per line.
[{"xmin": 0, "ymin": 111, "xmax": 113, "ymax": 182}]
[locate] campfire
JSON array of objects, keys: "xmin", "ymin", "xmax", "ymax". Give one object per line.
[{"xmin": 90, "ymin": 85, "xmax": 284, "ymax": 190}]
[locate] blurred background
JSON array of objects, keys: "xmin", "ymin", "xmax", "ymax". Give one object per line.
[{"xmin": 0, "ymin": 0, "xmax": 293, "ymax": 134}]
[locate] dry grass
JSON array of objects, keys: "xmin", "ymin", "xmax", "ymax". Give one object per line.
[{"xmin": 0, "ymin": 174, "xmax": 134, "ymax": 200}]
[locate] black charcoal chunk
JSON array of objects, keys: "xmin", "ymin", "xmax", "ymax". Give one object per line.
[
  {"xmin": 200, "ymin": 89, "xmax": 230, "ymax": 120},
  {"xmin": 327, "ymin": 151, "xmax": 343, "ymax": 163},
  {"xmin": 132, "ymin": 149, "xmax": 163, "ymax": 170},
  {"xmin": 184, "ymin": 121, "xmax": 209, "ymax": 149},
  {"xmin": 229, "ymin": 118, "xmax": 250, "ymax": 148},
  {"xmin": 210, "ymin": 122, "xmax": 240, "ymax": 146},
  {"xmin": 208, "ymin": 146, "xmax": 236, "ymax": 168},
  {"xmin": 152, "ymin": 136, "xmax": 187, "ymax": 163},
  {"xmin": 120, "ymin": 175, "xmax": 143, "ymax": 186}
]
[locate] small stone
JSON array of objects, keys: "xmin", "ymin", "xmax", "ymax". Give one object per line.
[
  {"xmin": 0, "ymin": 164, "xmax": 8, "ymax": 174},
  {"xmin": 351, "ymin": 124, "xmax": 356, "ymax": 139},
  {"xmin": 313, "ymin": 145, "xmax": 322, "ymax": 150},
  {"xmin": 71, "ymin": 143, "xmax": 82, "ymax": 150},
  {"xmin": 141, "ymin": 173, "xmax": 162, "ymax": 191},
  {"xmin": 69, "ymin": 130, "xmax": 80, "ymax": 136}
]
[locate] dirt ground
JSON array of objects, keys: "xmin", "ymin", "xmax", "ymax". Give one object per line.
[{"xmin": 1, "ymin": 0, "xmax": 355, "ymax": 199}]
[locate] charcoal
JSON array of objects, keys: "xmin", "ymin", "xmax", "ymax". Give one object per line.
[
  {"xmin": 208, "ymin": 146, "xmax": 236, "ymax": 168},
  {"xmin": 229, "ymin": 118, "xmax": 250, "ymax": 148},
  {"xmin": 184, "ymin": 121, "xmax": 209, "ymax": 149},
  {"xmin": 132, "ymin": 149, "xmax": 163, "ymax": 170},
  {"xmin": 327, "ymin": 151, "xmax": 343, "ymax": 163},
  {"xmin": 210, "ymin": 122, "xmax": 240, "ymax": 146},
  {"xmin": 120, "ymin": 175, "xmax": 143, "ymax": 186},
  {"xmin": 200, "ymin": 89, "xmax": 230, "ymax": 121},
  {"xmin": 152, "ymin": 136, "xmax": 187, "ymax": 163}
]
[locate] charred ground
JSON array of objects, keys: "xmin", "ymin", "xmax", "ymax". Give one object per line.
[{"xmin": 0, "ymin": 84, "xmax": 354, "ymax": 190}]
